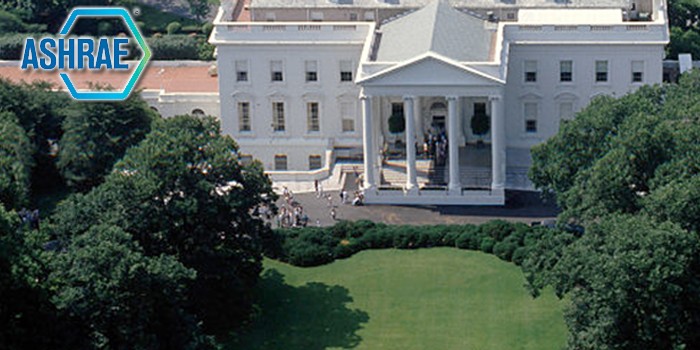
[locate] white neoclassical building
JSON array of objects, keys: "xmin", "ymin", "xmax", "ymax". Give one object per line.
[{"xmin": 209, "ymin": 0, "xmax": 669, "ymax": 205}]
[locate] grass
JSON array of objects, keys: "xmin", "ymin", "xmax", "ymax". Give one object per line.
[{"xmin": 230, "ymin": 248, "xmax": 567, "ymax": 350}]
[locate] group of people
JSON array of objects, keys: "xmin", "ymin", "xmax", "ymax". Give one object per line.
[
  {"xmin": 275, "ymin": 186, "xmax": 310, "ymax": 228},
  {"xmin": 422, "ymin": 131, "xmax": 449, "ymax": 166}
]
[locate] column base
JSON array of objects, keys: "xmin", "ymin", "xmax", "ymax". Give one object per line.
[
  {"xmin": 448, "ymin": 184, "xmax": 462, "ymax": 195},
  {"xmin": 405, "ymin": 185, "xmax": 419, "ymax": 195},
  {"xmin": 490, "ymin": 185, "xmax": 505, "ymax": 197}
]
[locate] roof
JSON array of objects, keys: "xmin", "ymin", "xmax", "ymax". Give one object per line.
[
  {"xmin": 518, "ymin": 8, "xmax": 624, "ymax": 24},
  {"xmin": 246, "ymin": 0, "xmax": 629, "ymax": 9},
  {"xmin": 0, "ymin": 61, "xmax": 219, "ymax": 93},
  {"xmin": 374, "ymin": 0, "xmax": 494, "ymax": 62}
]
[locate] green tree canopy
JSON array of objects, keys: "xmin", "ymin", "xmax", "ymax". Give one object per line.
[
  {"xmin": 530, "ymin": 70, "xmax": 700, "ymax": 227},
  {"xmin": 527, "ymin": 215, "xmax": 700, "ymax": 350},
  {"xmin": 49, "ymin": 115, "xmax": 276, "ymax": 339},
  {"xmin": 0, "ymin": 111, "xmax": 33, "ymax": 209},
  {"xmin": 57, "ymin": 93, "xmax": 156, "ymax": 191}
]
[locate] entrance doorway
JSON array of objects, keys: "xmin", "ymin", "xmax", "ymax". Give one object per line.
[{"xmin": 429, "ymin": 102, "xmax": 447, "ymax": 133}]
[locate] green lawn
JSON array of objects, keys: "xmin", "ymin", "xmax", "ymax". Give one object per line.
[{"xmin": 230, "ymin": 248, "xmax": 567, "ymax": 350}]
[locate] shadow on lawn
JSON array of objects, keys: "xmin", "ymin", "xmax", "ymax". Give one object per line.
[{"xmin": 228, "ymin": 269, "xmax": 369, "ymax": 350}]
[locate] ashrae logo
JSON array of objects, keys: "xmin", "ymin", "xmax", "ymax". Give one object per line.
[{"xmin": 20, "ymin": 7, "xmax": 151, "ymax": 101}]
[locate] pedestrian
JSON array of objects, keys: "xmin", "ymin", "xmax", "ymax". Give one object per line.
[
  {"xmin": 341, "ymin": 189, "xmax": 348, "ymax": 204},
  {"xmin": 316, "ymin": 219, "xmax": 321, "ymax": 227},
  {"xmin": 314, "ymin": 179, "xmax": 319, "ymax": 194},
  {"xmin": 326, "ymin": 194, "xmax": 333, "ymax": 207},
  {"xmin": 330, "ymin": 207, "xmax": 337, "ymax": 220}
]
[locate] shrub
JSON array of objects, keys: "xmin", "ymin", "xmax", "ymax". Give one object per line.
[
  {"xmin": 479, "ymin": 237, "xmax": 496, "ymax": 254},
  {"xmin": 147, "ymin": 34, "xmax": 200, "ymax": 60},
  {"xmin": 480, "ymin": 220, "xmax": 516, "ymax": 241},
  {"xmin": 0, "ymin": 33, "xmax": 28, "ymax": 59},
  {"xmin": 202, "ymin": 22, "xmax": 214, "ymax": 36},
  {"xmin": 0, "ymin": 10, "xmax": 28, "ymax": 33},
  {"xmin": 166, "ymin": 21, "xmax": 182, "ymax": 35},
  {"xmin": 455, "ymin": 225, "xmax": 480, "ymax": 249}
]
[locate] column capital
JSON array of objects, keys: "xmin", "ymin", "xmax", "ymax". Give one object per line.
[
  {"xmin": 446, "ymin": 95, "xmax": 459, "ymax": 101},
  {"xmin": 360, "ymin": 94, "xmax": 372, "ymax": 101},
  {"xmin": 488, "ymin": 95, "xmax": 502, "ymax": 102},
  {"xmin": 402, "ymin": 95, "xmax": 417, "ymax": 102}
]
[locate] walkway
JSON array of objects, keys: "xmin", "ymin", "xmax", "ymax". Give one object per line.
[{"xmin": 275, "ymin": 189, "xmax": 559, "ymax": 228}]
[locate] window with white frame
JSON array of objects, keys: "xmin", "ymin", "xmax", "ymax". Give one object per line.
[
  {"xmin": 631, "ymin": 60, "xmax": 644, "ymax": 82},
  {"xmin": 595, "ymin": 60, "xmax": 608, "ymax": 82},
  {"xmin": 272, "ymin": 102, "xmax": 285, "ymax": 131},
  {"xmin": 524, "ymin": 102, "xmax": 538, "ymax": 133},
  {"xmin": 305, "ymin": 60, "xmax": 318, "ymax": 82},
  {"xmin": 274, "ymin": 155, "xmax": 287, "ymax": 171},
  {"xmin": 560, "ymin": 60, "xmax": 572, "ymax": 82},
  {"xmin": 340, "ymin": 60, "xmax": 353, "ymax": 82},
  {"xmin": 340, "ymin": 101, "xmax": 355, "ymax": 132},
  {"xmin": 265, "ymin": 12, "xmax": 276, "ymax": 21},
  {"xmin": 364, "ymin": 11, "xmax": 375, "ymax": 21},
  {"xmin": 309, "ymin": 155, "xmax": 322, "ymax": 170},
  {"xmin": 270, "ymin": 60, "xmax": 283, "ymax": 82},
  {"xmin": 239, "ymin": 154, "xmax": 253, "ymax": 166},
  {"xmin": 559, "ymin": 102, "xmax": 574, "ymax": 120},
  {"xmin": 349, "ymin": 12, "xmax": 358, "ymax": 21},
  {"xmin": 524, "ymin": 60, "xmax": 537, "ymax": 82},
  {"xmin": 235, "ymin": 60, "xmax": 248, "ymax": 82},
  {"xmin": 307, "ymin": 102, "xmax": 320, "ymax": 132},
  {"xmin": 238, "ymin": 102, "xmax": 251, "ymax": 132},
  {"xmin": 310, "ymin": 11, "xmax": 323, "ymax": 21}
]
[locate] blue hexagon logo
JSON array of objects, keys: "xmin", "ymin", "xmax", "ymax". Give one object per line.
[{"xmin": 57, "ymin": 7, "xmax": 151, "ymax": 101}]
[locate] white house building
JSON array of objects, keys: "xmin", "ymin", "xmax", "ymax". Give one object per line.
[{"xmin": 209, "ymin": 0, "xmax": 669, "ymax": 205}]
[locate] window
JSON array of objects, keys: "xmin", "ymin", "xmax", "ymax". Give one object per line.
[
  {"xmin": 265, "ymin": 12, "xmax": 276, "ymax": 21},
  {"xmin": 307, "ymin": 102, "xmax": 320, "ymax": 132},
  {"xmin": 524, "ymin": 102, "xmax": 538, "ymax": 133},
  {"xmin": 310, "ymin": 11, "xmax": 323, "ymax": 21},
  {"xmin": 364, "ymin": 11, "xmax": 375, "ymax": 21},
  {"xmin": 305, "ymin": 60, "xmax": 318, "ymax": 82},
  {"xmin": 274, "ymin": 155, "xmax": 287, "ymax": 171},
  {"xmin": 235, "ymin": 60, "xmax": 248, "ymax": 82},
  {"xmin": 340, "ymin": 60, "xmax": 353, "ymax": 82},
  {"xmin": 560, "ymin": 60, "xmax": 572, "ymax": 82},
  {"xmin": 391, "ymin": 102, "xmax": 404, "ymax": 118},
  {"xmin": 272, "ymin": 102, "xmax": 285, "ymax": 131},
  {"xmin": 238, "ymin": 102, "xmax": 251, "ymax": 132},
  {"xmin": 192, "ymin": 109, "xmax": 205, "ymax": 117},
  {"xmin": 239, "ymin": 155, "xmax": 253, "ymax": 166},
  {"xmin": 524, "ymin": 60, "xmax": 537, "ymax": 82},
  {"xmin": 340, "ymin": 101, "xmax": 355, "ymax": 132},
  {"xmin": 270, "ymin": 60, "xmax": 283, "ymax": 82},
  {"xmin": 595, "ymin": 60, "xmax": 608, "ymax": 82},
  {"xmin": 559, "ymin": 102, "xmax": 574, "ymax": 120},
  {"xmin": 506, "ymin": 12, "xmax": 515, "ymax": 20},
  {"xmin": 349, "ymin": 13, "xmax": 358, "ymax": 21},
  {"xmin": 473, "ymin": 102, "xmax": 486, "ymax": 116},
  {"xmin": 632, "ymin": 60, "xmax": 644, "ymax": 82},
  {"xmin": 309, "ymin": 155, "xmax": 322, "ymax": 170}
]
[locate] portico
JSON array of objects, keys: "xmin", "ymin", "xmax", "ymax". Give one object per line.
[{"xmin": 357, "ymin": 55, "xmax": 506, "ymax": 205}]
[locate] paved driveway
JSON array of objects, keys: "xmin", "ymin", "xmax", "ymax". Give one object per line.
[{"xmin": 276, "ymin": 190, "xmax": 559, "ymax": 227}]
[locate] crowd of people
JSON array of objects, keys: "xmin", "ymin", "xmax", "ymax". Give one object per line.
[
  {"xmin": 270, "ymin": 182, "xmax": 365, "ymax": 229},
  {"xmin": 422, "ymin": 130, "xmax": 449, "ymax": 166}
]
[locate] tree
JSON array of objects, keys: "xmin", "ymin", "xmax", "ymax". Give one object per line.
[
  {"xmin": 528, "ymin": 215, "xmax": 700, "ymax": 350},
  {"xmin": 529, "ymin": 71, "xmax": 700, "ymax": 225},
  {"xmin": 49, "ymin": 115, "xmax": 276, "ymax": 336},
  {"xmin": 186, "ymin": 0, "xmax": 214, "ymax": 20},
  {"xmin": 0, "ymin": 111, "xmax": 33, "ymax": 209},
  {"xmin": 57, "ymin": 93, "xmax": 156, "ymax": 191},
  {"xmin": 48, "ymin": 224, "xmax": 207, "ymax": 349}
]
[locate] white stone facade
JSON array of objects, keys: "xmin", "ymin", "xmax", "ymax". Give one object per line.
[{"xmin": 209, "ymin": 0, "xmax": 669, "ymax": 205}]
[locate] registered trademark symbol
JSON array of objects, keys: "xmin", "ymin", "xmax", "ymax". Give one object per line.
[{"xmin": 132, "ymin": 7, "xmax": 141, "ymax": 16}]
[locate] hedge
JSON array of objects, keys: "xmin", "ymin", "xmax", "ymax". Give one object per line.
[{"xmin": 264, "ymin": 220, "xmax": 564, "ymax": 268}]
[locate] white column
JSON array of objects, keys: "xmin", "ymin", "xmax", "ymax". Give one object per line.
[
  {"xmin": 490, "ymin": 95, "xmax": 506, "ymax": 192},
  {"xmin": 447, "ymin": 96, "xmax": 461, "ymax": 193},
  {"xmin": 362, "ymin": 94, "xmax": 376, "ymax": 190},
  {"xmin": 415, "ymin": 97, "xmax": 423, "ymax": 142},
  {"xmin": 403, "ymin": 95, "xmax": 418, "ymax": 192}
]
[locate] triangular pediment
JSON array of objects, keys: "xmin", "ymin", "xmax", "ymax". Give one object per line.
[{"xmin": 358, "ymin": 53, "xmax": 504, "ymax": 87}]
